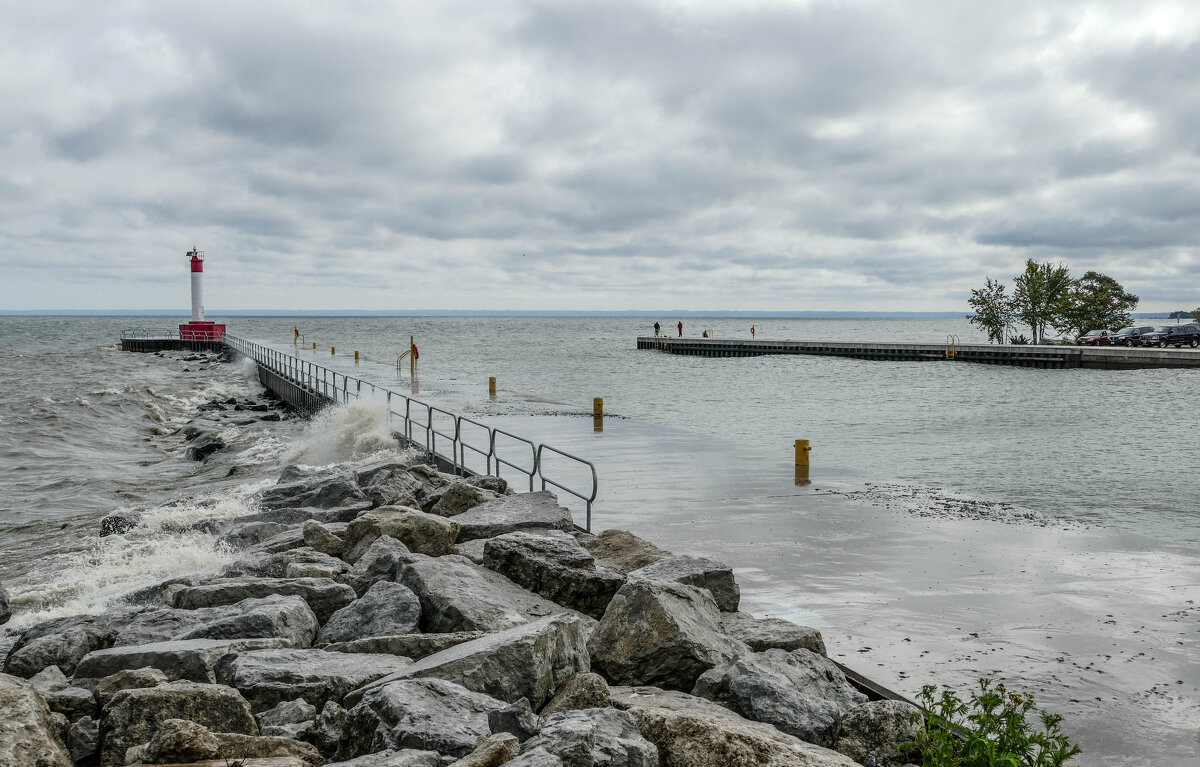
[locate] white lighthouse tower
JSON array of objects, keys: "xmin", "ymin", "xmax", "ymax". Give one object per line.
[{"xmin": 178, "ymin": 247, "xmax": 225, "ymax": 341}]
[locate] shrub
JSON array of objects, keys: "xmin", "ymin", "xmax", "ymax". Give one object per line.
[{"xmin": 902, "ymin": 679, "xmax": 1081, "ymax": 767}]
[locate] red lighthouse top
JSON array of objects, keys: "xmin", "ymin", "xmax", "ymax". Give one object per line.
[{"xmin": 188, "ymin": 248, "xmax": 204, "ymax": 272}]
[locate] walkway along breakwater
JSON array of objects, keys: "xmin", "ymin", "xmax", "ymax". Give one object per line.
[
  {"xmin": 637, "ymin": 335, "xmax": 1200, "ymax": 369},
  {"xmin": 1, "ymin": 341, "xmax": 923, "ymax": 767}
]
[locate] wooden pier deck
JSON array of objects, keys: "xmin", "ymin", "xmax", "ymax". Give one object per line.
[{"xmin": 636, "ymin": 337, "xmax": 1200, "ymax": 370}]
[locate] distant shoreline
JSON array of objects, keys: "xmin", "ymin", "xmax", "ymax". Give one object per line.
[{"xmin": 0, "ymin": 309, "xmax": 1179, "ymax": 319}]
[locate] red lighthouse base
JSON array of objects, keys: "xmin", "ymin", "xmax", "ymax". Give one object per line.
[{"xmin": 179, "ymin": 321, "xmax": 226, "ymax": 341}]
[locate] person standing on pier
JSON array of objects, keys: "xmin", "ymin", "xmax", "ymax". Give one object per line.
[
  {"xmin": 654, "ymin": 322, "xmax": 660, "ymax": 337},
  {"xmin": 677, "ymin": 320, "xmax": 683, "ymax": 337},
  {"xmin": 751, "ymin": 324, "xmax": 756, "ymax": 339}
]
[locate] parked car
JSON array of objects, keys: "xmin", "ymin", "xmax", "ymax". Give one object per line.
[
  {"xmin": 1140, "ymin": 325, "xmax": 1179, "ymax": 347},
  {"xmin": 1108, "ymin": 326, "xmax": 1156, "ymax": 346},
  {"xmin": 1075, "ymin": 329, "xmax": 1114, "ymax": 345},
  {"xmin": 1161, "ymin": 323, "xmax": 1200, "ymax": 348}
]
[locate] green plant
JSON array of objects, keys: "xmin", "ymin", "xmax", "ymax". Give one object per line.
[
  {"xmin": 1009, "ymin": 334, "xmax": 1030, "ymax": 345},
  {"xmin": 902, "ymin": 679, "xmax": 1082, "ymax": 767}
]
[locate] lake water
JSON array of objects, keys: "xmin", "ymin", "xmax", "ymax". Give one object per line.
[{"xmin": 1, "ymin": 314, "xmax": 1197, "ymax": 765}]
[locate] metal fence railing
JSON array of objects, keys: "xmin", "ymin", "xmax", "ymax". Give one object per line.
[{"xmin": 224, "ymin": 335, "xmax": 598, "ymax": 530}]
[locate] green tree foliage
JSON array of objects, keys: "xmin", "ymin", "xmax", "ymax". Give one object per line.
[
  {"xmin": 966, "ymin": 277, "xmax": 1016, "ymax": 343},
  {"xmin": 1055, "ymin": 271, "xmax": 1139, "ymax": 337},
  {"xmin": 1012, "ymin": 259, "xmax": 1072, "ymax": 344},
  {"xmin": 1193, "ymin": 307, "xmax": 1200, "ymax": 323}
]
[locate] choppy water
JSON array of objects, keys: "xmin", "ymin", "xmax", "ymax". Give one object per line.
[{"xmin": 1, "ymin": 314, "xmax": 1197, "ymax": 765}]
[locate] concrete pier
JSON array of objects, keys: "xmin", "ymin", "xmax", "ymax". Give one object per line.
[{"xmin": 637, "ymin": 336, "xmax": 1200, "ymax": 370}]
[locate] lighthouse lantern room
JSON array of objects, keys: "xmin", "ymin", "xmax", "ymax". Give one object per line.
[{"xmin": 178, "ymin": 248, "xmax": 226, "ymax": 341}]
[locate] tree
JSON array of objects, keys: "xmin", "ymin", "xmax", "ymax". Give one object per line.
[
  {"xmin": 1055, "ymin": 271, "xmax": 1139, "ymax": 337},
  {"xmin": 967, "ymin": 277, "xmax": 1016, "ymax": 343},
  {"xmin": 1012, "ymin": 259, "xmax": 1072, "ymax": 344},
  {"xmin": 1194, "ymin": 307, "xmax": 1200, "ymax": 323}
]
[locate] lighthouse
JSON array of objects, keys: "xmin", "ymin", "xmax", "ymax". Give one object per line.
[{"xmin": 178, "ymin": 248, "xmax": 226, "ymax": 341}]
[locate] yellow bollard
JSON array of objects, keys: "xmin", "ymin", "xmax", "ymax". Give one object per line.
[
  {"xmin": 354, "ymin": 350, "xmax": 360, "ymax": 362},
  {"xmin": 794, "ymin": 465, "xmax": 811, "ymax": 487},
  {"xmin": 593, "ymin": 397, "xmax": 603, "ymax": 417},
  {"xmin": 331, "ymin": 346, "xmax": 336, "ymax": 355},
  {"xmin": 312, "ymin": 342, "xmax": 316, "ymax": 350},
  {"xmin": 489, "ymin": 376, "xmax": 497, "ymax": 395},
  {"xmin": 794, "ymin": 439, "xmax": 811, "ymax": 467}
]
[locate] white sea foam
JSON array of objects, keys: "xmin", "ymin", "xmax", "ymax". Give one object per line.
[
  {"xmin": 287, "ymin": 400, "xmax": 400, "ymax": 467},
  {"xmin": 5, "ymin": 530, "xmax": 237, "ymax": 629}
]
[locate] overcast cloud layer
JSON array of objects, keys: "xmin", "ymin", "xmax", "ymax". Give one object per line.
[{"xmin": 3, "ymin": 0, "xmax": 1199, "ymax": 311}]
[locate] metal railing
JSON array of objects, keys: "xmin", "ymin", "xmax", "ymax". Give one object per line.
[
  {"xmin": 121, "ymin": 328, "xmax": 186, "ymax": 340},
  {"xmin": 224, "ymin": 335, "xmax": 598, "ymax": 530}
]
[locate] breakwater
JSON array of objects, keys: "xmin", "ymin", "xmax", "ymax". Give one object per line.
[
  {"xmin": 637, "ymin": 336, "xmax": 1200, "ymax": 369},
  {"xmin": 1, "ymin": 349, "xmax": 914, "ymax": 766}
]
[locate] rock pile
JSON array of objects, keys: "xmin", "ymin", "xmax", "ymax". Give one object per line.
[{"xmin": 2, "ymin": 452, "xmax": 920, "ymax": 766}]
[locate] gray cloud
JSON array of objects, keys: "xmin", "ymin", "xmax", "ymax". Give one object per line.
[{"xmin": 2, "ymin": 0, "xmax": 1200, "ymax": 310}]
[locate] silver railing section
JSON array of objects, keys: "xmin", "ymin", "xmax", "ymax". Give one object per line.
[{"xmin": 224, "ymin": 335, "xmax": 598, "ymax": 530}]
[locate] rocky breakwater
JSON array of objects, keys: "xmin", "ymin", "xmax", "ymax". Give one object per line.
[{"xmin": 2, "ymin": 453, "xmax": 921, "ymax": 767}]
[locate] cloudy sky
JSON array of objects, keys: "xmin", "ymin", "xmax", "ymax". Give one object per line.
[{"xmin": 3, "ymin": 1, "xmax": 1199, "ymax": 312}]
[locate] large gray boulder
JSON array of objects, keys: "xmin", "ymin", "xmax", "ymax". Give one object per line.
[
  {"xmin": 540, "ymin": 672, "xmax": 612, "ymax": 716},
  {"xmin": 347, "ymin": 613, "xmax": 593, "ymax": 711},
  {"xmin": 67, "ymin": 715, "xmax": 100, "ymax": 764},
  {"xmin": 215, "ymin": 648, "xmax": 415, "ymax": 713},
  {"xmin": 355, "ymin": 461, "xmax": 435, "ymax": 508},
  {"xmin": 344, "ymin": 506, "xmax": 461, "ymax": 562},
  {"xmin": 451, "ymin": 492, "xmax": 574, "ymax": 542},
  {"xmin": 99, "ymin": 681, "xmax": 257, "ymax": 766},
  {"xmin": 94, "ymin": 667, "xmax": 169, "ymax": 709},
  {"xmin": 505, "ymin": 749, "xmax": 565, "ymax": 767},
  {"xmin": 317, "ymin": 581, "xmax": 422, "ymax": 644},
  {"xmin": 218, "ymin": 521, "xmax": 292, "ymax": 550},
  {"xmin": 178, "ymin": 594, "xmax": 320, "ymax": 647},
  {"xmin": 0, "ymin": 672, "xmax": 72, "ymax": 767},
  {"xmin": 833, "ymin": 699, "xmax": 923, "ymax": 766},
  {"xmin": 424, "ymin": 481, "xmax": 499, "ymax": 517},
  {"xmin": 337, "ymin": 678, "xmax": 508, "ymax": 760},
  {"xmin": 324, "ymin": 749, "xmax": 444, "ymax": 766},
  {"xmin": 325, "ymin": 632, "xmax": 489, "ymax": 660},
  {"xmin": 171, "ymin": 577, "xmax": 356, "ymax": 623},
  {"xmin": 4, "ymin": 614, "xmax": 118, "ymax": 677},
  {"xmin": 522, "ymin": 708, "xmax": 658, "ymax": 767},
  {"xmin": 304, "ymin": 520, "xmax": 346, "ymax": 556},
  {"xmin": 400, "ymin": 555, "xmax": 565, "ymax": 633},
  {"xmin": 628, "ymin": 555, "xmax": 740, "ymax": 613},
  {"xmin": 587, "ymin": 580, "xmax": 746, "ymax": 691},
  {"xmin": 74, "ymin": 637, "xmax": 291, "ymax": 684},
  {"xmin": 482, "ymin": 530, "xmax": 625, "ymax": 619},
  {"xmin": 0, "ymin": 584, "xmax": 10, "ymax": 625},
  {"xmin": 338, "ymin": 535, "xmax": 418, "ymax": 597},
  {"xmin": 225, "ymin": 546, "xmax": 350, "ymax": 580},
  {"xmin": 691, "ymin": 649, "xmax": 867, "ymax": 748},
  {"xmin": 258, "ymin": 474, "xmax": 368, "ymax": 510},
  {"xmin": 578, "ymin": 529, "xmax": 671, "ymax": 574},
  {"xmin": 610, "ymin": 686, "xmax": 860, "ymax": 767},
  {"xmin": 719, "ymin": 612, "xmax": 827, "ymax": 656}
]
